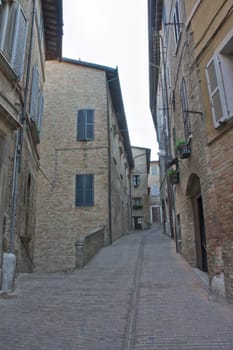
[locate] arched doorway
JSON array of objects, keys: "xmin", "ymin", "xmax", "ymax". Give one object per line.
[{"xmin": 187, "ymin": 174, "xmax": 208, "ymax": 272}]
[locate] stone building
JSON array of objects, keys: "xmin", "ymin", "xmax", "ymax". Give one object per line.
[
  {"xmin": 34, "ymin": 58, "xmax": 134, "ymax": 272},
  {"xmin": 148, "ymin": 161, "xmax": 161, "ymax": 224},
  {"xmin": 0, "ymin": 0, "xmax": 62, "ymax": 290},
  {"xmin": 189, "ymin": 0, "xmax": 233, "ymax": 301},
  {"xmin": 131, "ymin": 146, "xmax": 151, "ymax": 230},
  {"xmin": 148, "ymin": 0, "xmax": 233, "ymax": 302}
]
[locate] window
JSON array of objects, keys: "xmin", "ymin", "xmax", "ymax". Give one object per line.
[
  {"xmin": 180, "ymin": 78, "xmax": 191, "ymax": 140},
  {"xmin": 132, "ymin": 198, "xmax": 142, "ymax": 209},
  {"xmin": 151, "ymin": 184, "xmax": 159, "ymax": 197},
  {"xmin": 77, "ymin": 109, "xmax": 94, "ymax": 141},
  {"xmin": 132, "ymin": 175, "xmax": 140, "ymax": 187},
  {"xmin": 173, "ymin": 0, "xmax": 182, "ymax": 45},
  {"xmin": 75, "ymin": 174, "xmax": 94, "ymax": 207},
  {"xmin": 0, "ymin": 1, "xmax": 27, "ymax": 80},
  {"xmin": 205, "ymin": 30, "xmax": 233, "ymax": 128},
  {"xmin": 151, "ymin": 165, "xmax": 158, "ymax": 175}
]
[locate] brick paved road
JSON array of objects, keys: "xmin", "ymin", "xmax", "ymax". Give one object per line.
[{"xmin": 0, "ymin": 226, "xmax": 233, "ymax": 349}]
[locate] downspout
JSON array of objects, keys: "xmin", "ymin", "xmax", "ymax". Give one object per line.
[
  {"xmin": 106, "ymin": 75, "xmax": 113, "ymax": 245},
  {"xmin": 9, "ymin": 0, "xmax": 36, "ymax": 252}
]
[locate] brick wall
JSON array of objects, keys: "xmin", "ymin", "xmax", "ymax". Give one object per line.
[{"xmin": 34, "ymin": 61, "xmax": 131, "ymax": 272}]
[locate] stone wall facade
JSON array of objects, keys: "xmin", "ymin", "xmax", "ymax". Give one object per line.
[
  {"xmin": 148, "ymin": 0, "xmax": 233, "ymax": 301},
  {"xmin": 190, "ymin": 0, "xmax": 233, "ymax": 301},
  {"xmin": 34, "ymin": 60, "xmax": 133, "ymax": 272},
  {"xmin": 131, "ymin": 147, "xmax": 151, "ymax": 230},
  {"xmin": 148, "ymin": 161, "xmax": 161, "ymax": 223},
  {"xmin": 0, "ymin": 0, "xmax": 62, "ymax": 288}
]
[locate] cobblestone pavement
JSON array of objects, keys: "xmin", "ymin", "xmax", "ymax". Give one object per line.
[{"xmin": 0, "ymin": 226, "xmax": 233, "ymax": 350}]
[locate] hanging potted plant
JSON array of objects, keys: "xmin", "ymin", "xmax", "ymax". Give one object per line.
[
  {"xmin": 167, "ymin": 168, "xmax": 180, "ymax": 185},
  {"xmin": 175, "ymin": 139, "xmax": 191, "ymax": 159}
]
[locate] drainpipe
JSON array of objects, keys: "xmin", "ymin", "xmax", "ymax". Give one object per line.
[
  {"xmin": 9, "ymin": 0, "xmax": 36, "ymax": 253},
  {"xmin": 106, "ymin": 76, "xmax": 114, "ymax": 245}
]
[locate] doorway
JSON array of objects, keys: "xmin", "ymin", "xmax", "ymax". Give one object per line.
[
  {"xmin": 192, "ymin": 195, "xmax": 208, "ymax": 272},
  {"xmin": 152, "ymin": 206, "xmax": 161, "ymax": 223},
  {"xmin": 134, "ymin": 216, "xmax": 142, "ymax": 230},
  {"xmin": 187, "ymin": 174, "xmax": 208, "ymax": 272}
]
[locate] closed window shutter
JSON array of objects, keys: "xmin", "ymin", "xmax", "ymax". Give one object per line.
[
  {"xmin": 76, "ymin": 175, "xmax": 85, "ymax": 206},
  {"xmin": 86, "ymin": 110, "xmax": 94, "ymax": 140},
  {"xmin": 206, "ymin": 56, "xmax": 225, "ymax": 126},
  {"xmin": 77, "ymin": 109, "xmax": 94, "ymax": 140},
  {"xmin": 85, "ymin": 174, "xmax": 94, "ymax": 206},
  {"xmin": 37, "ymin": 94, "xmax": 44, "ymax": 130},
  {"xmin": 77, "ymin": 110, "xmax": 85, "ymax": 140},
  {"xmin": 181, "ymin": 78, "xmax": 191, "ymax": 140},
  {"xmin": 4, "ymin": 3, "xmax": 18, "ymax": 61},
  {"xmin": 76, "ymin": 174, "xmax": 94, "ymax": 206},
  {"xmin": 30, "ymin": 65, "xmax": 39, "ymax": 121},
  {"xmin": 11, "ymin": 5, "xmax": 27, "ymax": 79},
  {"xmin": 173, "ymin": 1, "xmax": 181, "ymax": 44}
]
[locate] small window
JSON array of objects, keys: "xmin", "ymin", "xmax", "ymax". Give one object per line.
[
  {"xmin": 173, "ymin": 1, "xmax": 182, "ymax": 45},
  {"xmin": 205, "ymin": 30, "xmax": 233, "ymax": 127},
  {"xmin": 75, "ymin": 174, "xmax": 94, "ymax": 207},
  {"xmin": 151, "ymin": 166, "xmax": 158, "ymax": 175},
  {"xmin": 0, "ymin": 2, "xmax": 27, "ymax": 80},
  {"xmin": 132, "ymin": 175, "xmax": 140, "ymax": 187},
  {"xmin": 180, "ymin": 78, "xmax": 191, "ymax": 140},
  {"xmin": 132, "ymin": 198, "xmax": 142, "ymax": 209},
  {"xmin": 151, "ymin": 184, "xmax": 159, "ymax": 197},
  {"xmin": 77, "ymin": 109, "xmax": 94, "ymax": 141}
]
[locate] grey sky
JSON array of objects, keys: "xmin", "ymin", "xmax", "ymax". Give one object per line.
[{"xmin": 63, "ymin": 0, "xmax": 158, "ymax": 160}]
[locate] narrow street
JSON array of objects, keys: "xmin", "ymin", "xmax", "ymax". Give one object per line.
[{"xmin": 0, "ymin": 226, "xmax": 233, "ymax": 350}]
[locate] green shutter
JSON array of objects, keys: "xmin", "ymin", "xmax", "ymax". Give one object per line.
[
  {"xmin": 77, "ymin": 109, "xmax": 94, "ymax": 141},
  {"xmin": 75, "ymin": 174, "xmax": 94, "ymax": 206}
]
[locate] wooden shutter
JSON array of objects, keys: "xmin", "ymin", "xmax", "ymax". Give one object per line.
[
  {"xmin": 181, "ymin": 78, "xmax": 191, "ymax": 140},
  {"xmin": 85, "ymin": 174, "xmax": 94, "ymax": 206},
  {"xmin": 173, "ymin": 1, "xmax": 181, "ymax": 44},
  {"xmin": 3, "ymin": 3, "xmax": 17, "ymax": 60},
  {"xmin": 37, "ymin": 94, "xmax": 44, "ymax": 130},
  {"xmin": 11, "ymin": 4, "xmax": 27, "ymax": 80},
  {"xmin": 75, "ymin": 174, "xmax": 94, "ymax": 206},
  {"xmin": 205, "ymin": 56, "xmax": 225, "ymax": 126},
  {"xmin": 77, "ymin": 110, "xmax": 85, "ymax": 140},
  {"xmin": 86, "ymin": 110, "xmax": 94, "ymax": 140},
  {"xmin": 30, "ymin": 66, "xmax": 39, "ymax": 121},
  {"xmin": 77, "ymin": 109, "xmax": 94, "ymax": 140}
]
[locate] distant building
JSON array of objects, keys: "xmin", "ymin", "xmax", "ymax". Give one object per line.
[
  {"xmin": 148, "ymin": 161, "xmax": 161, "ymax": 224},
  {"xmin": 0, "ymin": 0, "xmax": 62, "ymax": 290},
  {"xmin": 131, "ymin": 147, "xmax": 151, "ymax": 230},
  {"xmin": 34, "ymin": 59, "xmax": 134, "ymax": 272}
]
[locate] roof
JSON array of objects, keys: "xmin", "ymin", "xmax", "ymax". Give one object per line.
[
  {"xmin": 42, "ymin": 0, "xmax": 63, "ymax": 61},
  {"xmin": 62, "ymin": 58, "xmax": 134, "ymax": 169},
  {"xmin": 148, "ymin": 0, "xmax": 163, "ymax": 129}
]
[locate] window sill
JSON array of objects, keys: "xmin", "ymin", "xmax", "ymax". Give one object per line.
[
  {"xmin": 0, "ymin": 103, "xmax": 22, "ymax": 130},
  {"xmin": 208, "ymin": 117, "xmax": 233, "ymax": 146},
  {"xmin": 0, "ymin": 51, "xmax": 18, "ymax": 82}
]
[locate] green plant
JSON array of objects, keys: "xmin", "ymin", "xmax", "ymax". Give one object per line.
[
  {"xmin": 167, "ymin": 168, "xmax": 180, "ymax": 184},
  {"xmin": 166, "ymin": 168, "xmax": 177, "ymax": 176},
  {"xmin": 175, "ymin": 139, "xmax": 186, "ymax": 149}
]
